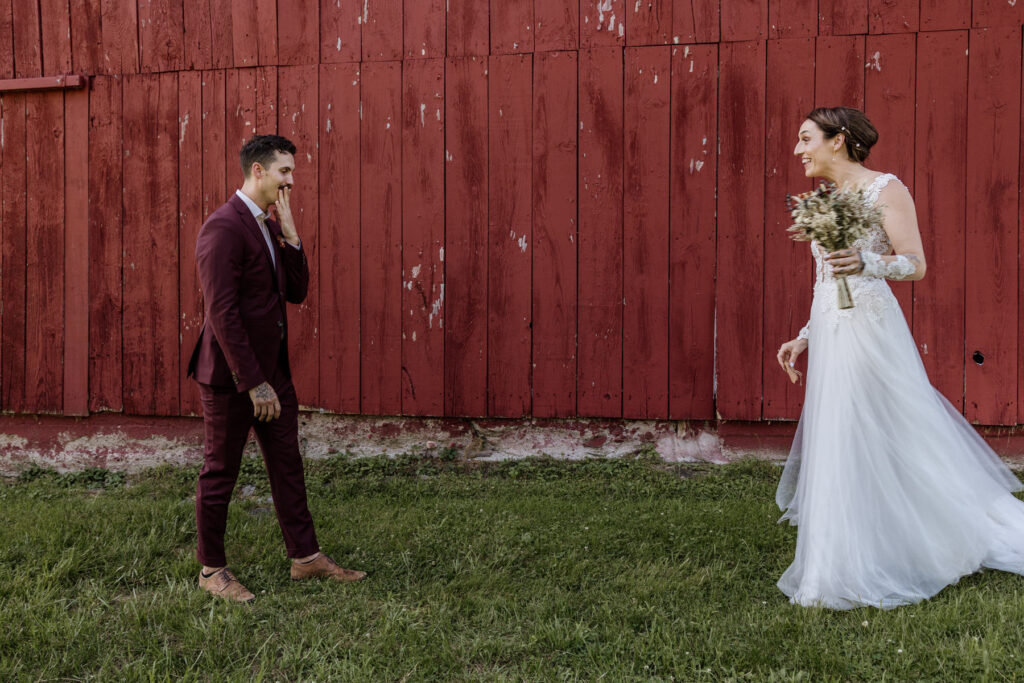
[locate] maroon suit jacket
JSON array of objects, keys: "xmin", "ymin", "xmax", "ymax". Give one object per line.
[{"xmin": 187, "ymin": 193, "xmax": 309, "ymax": 392}]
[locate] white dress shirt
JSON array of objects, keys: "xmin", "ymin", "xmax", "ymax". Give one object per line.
[{"xmin": 235, "ymin": 189, "xmax": 278, "ymax": 269}]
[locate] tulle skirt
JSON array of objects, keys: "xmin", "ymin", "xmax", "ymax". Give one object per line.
[{"xmin": 777, "ymin": 283, "xmax": 1024, "ymax": 609}]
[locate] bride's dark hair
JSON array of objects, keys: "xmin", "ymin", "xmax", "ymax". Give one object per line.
[{"xmin": 805, "ymin": 106, "xmax": 879, "ymax": 163}]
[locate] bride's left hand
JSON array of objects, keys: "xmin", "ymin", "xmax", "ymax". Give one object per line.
[{"xmin": 826, "ymin": 249, "xmax": 863, "ymax": 276}]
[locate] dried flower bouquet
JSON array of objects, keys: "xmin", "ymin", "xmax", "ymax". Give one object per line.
[{"xmin": 786, "ymin": 183, "xmax": 884, "ymax": 309}]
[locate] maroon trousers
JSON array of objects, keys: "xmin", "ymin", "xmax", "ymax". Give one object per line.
[{"xmin": 196, "ymin": 375, "xmax": 319, "ymax": 567}]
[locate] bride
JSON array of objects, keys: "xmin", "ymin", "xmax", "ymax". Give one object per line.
[{"xmin": 775, "ymin": 106, "xmax": 1024, "ymax": 609}]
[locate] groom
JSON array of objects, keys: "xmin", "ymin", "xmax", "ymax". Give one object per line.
[{"xmin": 187, "ymin": 134, "xmax": 366, "ymax": 602}]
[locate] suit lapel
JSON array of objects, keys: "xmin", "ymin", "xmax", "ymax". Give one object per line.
[{"xmin": 230, "ymin": 194, "xmax": 278, "ymax": 277}]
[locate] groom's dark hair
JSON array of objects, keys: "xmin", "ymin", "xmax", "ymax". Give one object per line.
[{"xmin": 240, "ymin": 134, "xmax": 297, "ymax": 177}]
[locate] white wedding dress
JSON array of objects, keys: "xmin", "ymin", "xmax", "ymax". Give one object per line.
[{"xmin": 776, "ymin": 173, "xmax": 1024, "ymax": 609}]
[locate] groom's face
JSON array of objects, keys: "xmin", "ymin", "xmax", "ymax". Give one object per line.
[{"xmin": 254, "ymin": 151, "xmax": 295, "ymax": 207}]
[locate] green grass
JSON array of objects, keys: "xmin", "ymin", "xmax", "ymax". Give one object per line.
[{"xmin": 2, "ymin": 453, "xmax": 1024, "ymax": 681}]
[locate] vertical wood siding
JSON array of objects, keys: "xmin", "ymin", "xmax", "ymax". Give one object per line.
[{"xmin": 2, "ymin": 2, "xmax": 1024, "ymax": 426}]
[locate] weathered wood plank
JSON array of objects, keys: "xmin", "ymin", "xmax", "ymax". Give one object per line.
[
  {"xmin": 1, "ymin": 93, "xmax": 26, "ymax": 412},
  {"xmin": 491, "ymin": 0, "xmax": 534, "ymax": 54},
  {"xmin": 87, "ymin": 76, "xmax": 124, "ymax": 413},
  {"xmin": 447, "ymin": 0, "xmax": 488, "ymax": 57},
  {"xmin": 869, "ymin": 0, "xmax": 918, "ymax": 33},
  {"xmin": 201, "ymin": 70, "xmax": 226, "ymax": 222},
  {"xmin": 819, "ymin": 0, "xmax": 867, "ymax": 35},
  {"xmin": 716, "ymin": 40, "xmax": 765, "ymax": 420},
  {"xmin": 321, "ymin": 0, "xmax": 361, "ymax": 63},
  {"xmin": 623, "ymin": 46, "xmax": 670, "ymax": 419},
  {"xmin": 669, "ymin": 43, "xmax": 717, "ymax": 419},
  {"xmin": 965, "ymin": 27, "xmax": 1020, "ymax": 424},
  {"xmin": 138, "ymin": 0, "xmax": 183, "ymax": 72},
  {"xmin": 360, "ymin": 60, "xmax": 403, "ymax": 415},
  {"xmin": 913, "ymin": 30, "xmax": 967, "ymax": 413},
  {"xmin": 0, "ymin": 0, "xmax": 13, "ymax": 78},
  {"xmin": 40, "ymin": 0, "xmax": 72, "ymax": 74},
  {"xmin": 318, "ymin": 62, "xmax": 361, "ymax": 414},
  {"xmin": 920, "ymin": 0, "xmax": 969, "ymax": 31},
  {"xmin": 183, "ymin": 0, "xmax": 214, "ymax": 70},
  {"xmin": 404, "ymin": 0, "xmax": 445, "ymax": 59},
  {"xmin": 0, "ymin": 95, "xmax": 3, "ymax": 407},
  {"xmin": 231, "ymin": 0, "xmax": 259, "ymax": 67},
  {"xmin": 629, "ymin": 0, "xmax": 672, "ymax": 46},
  {"xmin": 64, "ymin": 90, "xmax": 89, "ymax": 416},
  {"xmin": 256, "ymin": 66, "xmax": 277, "ymax": 133},
  {"xmin": 401, "ymin": 58, "xmax": 446, "ymax": 416},
  {"xmin": 122, "ymin": 72, "xmax": 179, "ymax": 415},
  {"xmin": 278, "ymin": 0, "xmax": 318, "ymax": 65},
  {"xmin": 178, "ymin": 71, "xmax": 204, "ymax": 416},
  {"xmin": 70, "ymin": 0, "xmax": 104, "ymax": 74},
  {"xmin": 536, "ymin": 0, "xmax": 578, "ymax": 52},
  {"xmin": 277, "ymin": 65, "xmax": 320, "ymax": 406},
  {"xmin": 225, "ymin": 67, "xmax": 258, "ymax": 183},
  {"xmin": 763, "ymin": 37, "xmax": 814, "ymax": 420},
  {"xmin": 673, "ymin": 0, "xmax": 719, "ymax": 43},
  {"xmin": 488, "ymin": 54, "xmax": 533, "ymax": 417},
  {"xmin": 13, "ymin": 0, "xmax": 41, "ymax": 77},
  {"xmin": 532, "ymin": 50, "xmax": 578, "ymax": 418},
  {"xmin": 100, "ymin": 0, "xmax": 140, "ymax": 74},
  {"xmin": 973, "ymin": 1, "xmax": 1024, "ymax": 28},
  {"xmin": 24, "ymin": 92, "xmax": 65, "ymax": 414},
  {"xmin": 581, "ymin": 0, "xmax": 625, "ymax": 48},
  {"xmin": 256, "ymin": 0, "xmax": 277, "ymax": 64},
  {"xmin": 769, "ymin": 0, "xmax": 816, "ymax": 38},
  {"xmin": 444, "ymin": 56, "xmax": 488, "ymax": 417},
  {"xmin": 721, "ymin": 0, "xmax": 768, "ymax": 41},
  {"xmin": 815, "ymin": 35, "xmax": 865, "ymax": 108},
  {"xmin": 211, "ymin": 0, "xmax": 235, "ymax": 68},
  {"xmin": 578, "ymin": 47, "xmax": 623, "ymax": 417},
  {"xmin": 363, "ymin": 0, "xmax": 402, "ymax": 61}
]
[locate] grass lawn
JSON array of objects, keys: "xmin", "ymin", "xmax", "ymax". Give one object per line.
[{"xmin": 3, "ymin": 452, "xmax": 1024, "ymax": 681}]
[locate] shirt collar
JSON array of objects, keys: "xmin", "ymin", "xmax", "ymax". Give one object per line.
[{"xmin": 235, "ymin": 189, "xmax": 267, "ymax": 222}]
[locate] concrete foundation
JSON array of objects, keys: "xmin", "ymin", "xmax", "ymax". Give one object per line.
[{"xmin": 1, "ymin": 413, "xmax": 1023, "ymax": 475}]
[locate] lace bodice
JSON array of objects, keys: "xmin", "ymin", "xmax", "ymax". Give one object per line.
[{"xmin": 801, "ymin": 173, "xmax": 903, "ymax": 336}]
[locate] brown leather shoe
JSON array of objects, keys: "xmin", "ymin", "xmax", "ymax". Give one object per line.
[
  {"xmin": 290, "ymin": 553, "xmax": 367, "ymax": 582},
  {"xmin": 199, "ymin": 568, "xmax": 255, "ymax": 603}
]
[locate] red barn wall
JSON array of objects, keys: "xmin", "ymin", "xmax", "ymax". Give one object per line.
[{"xmin": 0, "ymin": 1, "xmax": 1021, "ymax": 425}]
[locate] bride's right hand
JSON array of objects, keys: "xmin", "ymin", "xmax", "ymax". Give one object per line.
[{"xmin": 777, "ymin": 338, "xmax": 808, "ymax": 384}]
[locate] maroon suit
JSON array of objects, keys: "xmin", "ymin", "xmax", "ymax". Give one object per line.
[{"xmin": 187, "ymin": 193, "xmax": 318, "ymax": 567}]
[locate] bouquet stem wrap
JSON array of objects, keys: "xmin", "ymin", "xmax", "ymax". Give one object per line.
[{"xmin": 836, "ymin": 276, "xmax": 853, "ymax": 310}]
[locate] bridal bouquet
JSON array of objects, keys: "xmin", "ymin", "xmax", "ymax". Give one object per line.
[{"xmin": 786, "ymin": 183, "xmax": 884, "ymax": 309}]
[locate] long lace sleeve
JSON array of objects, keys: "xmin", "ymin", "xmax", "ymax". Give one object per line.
[
  {"xmin": 797, "ymin": 322, "xmax": 809, "ymax": 341},
  {"xmin": 861, "ymin": 251, "xmax": 917, "ymax": 281}
]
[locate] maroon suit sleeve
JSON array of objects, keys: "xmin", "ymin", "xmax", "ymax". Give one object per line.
[
  {"xmin": 195, "ymin": 220, "xmax": 266, "ymax": 392},
  {"xmin": 281, "ymin": 240, "xmax": 310, "ymax": 304}
]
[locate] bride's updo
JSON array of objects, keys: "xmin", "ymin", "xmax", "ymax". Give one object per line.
[{"xmin": 806, "ymin": 106, "xmax": 879, "ymax": 163}]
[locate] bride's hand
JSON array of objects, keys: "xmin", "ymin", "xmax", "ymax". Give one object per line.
[
  {"xmin": 826, "ymin": 249, "xmax": 864, "ymax": 276},
  {"xmin": 777, "ymin": 338, "xmax": 808, "ymax": 384}
]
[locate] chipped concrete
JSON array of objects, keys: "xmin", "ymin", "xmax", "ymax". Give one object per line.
[{"xmin": 2, "ymin": 413, "xmax": 1022, "ymax": 476}]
